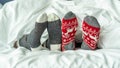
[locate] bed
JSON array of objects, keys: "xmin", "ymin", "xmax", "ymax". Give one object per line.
[{"xmin": 0, "ymin": 0, "xmax": 120, "ymax": 68}]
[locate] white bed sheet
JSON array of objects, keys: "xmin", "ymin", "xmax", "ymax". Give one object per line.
[{"xmin": 0, "ymin": 0, "xmax": 120, "ymax": 68}]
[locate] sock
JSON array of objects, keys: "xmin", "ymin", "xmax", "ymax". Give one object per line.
[
  {"xmin": 19, "ymin": 35, "xmax": 31, "ymax": 50},
  {"xmin": 47, "ymin": 13, "xmax": 62, "ymax": 51},
  {"xmin": 81, "ymin": 16, "xmax": 100, "ymax": 50},
  {"xmin": 61, "ymin": 11, "xmax": 78, "ymax": 51},
  {"xmin": 19, "ymin": 13, "xmax": 48, "ymax": 51}
]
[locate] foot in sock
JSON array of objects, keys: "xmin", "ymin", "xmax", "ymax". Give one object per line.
[
  {"xmin": 19, "ymin": 35, "xmax": 31, "ymax": 50},
  {"xmin": 47, "ymin": 13, "xmax": 62, "ymax": 51},
  {"xmin": 81, "ymin": 16, "xmax": 100, "ymax": 50},
  {"xmin": 61, "ymin": 11, "xmax": 78, "ymax": 51},
  {"xmin": 19, "ymin": 13, "xmax": 48, "ymax": 51}
]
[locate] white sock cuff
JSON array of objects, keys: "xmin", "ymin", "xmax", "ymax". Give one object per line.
[
  {"xmin": 48, "ymin": 13, "xmax": 59, "ymax": 22},
  {"xmin": 36, "ymin": 13, "xmax": 48, "ymax": 23}
]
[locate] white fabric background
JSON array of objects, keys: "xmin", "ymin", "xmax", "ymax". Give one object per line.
[{"xmin": 0, "ymin": 0, "xmax": 120, "ymax": 68}]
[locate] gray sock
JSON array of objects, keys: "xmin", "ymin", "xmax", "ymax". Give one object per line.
[
  {"xmin": 47, "ymin": 13, "xmax": 62, "ymax": 51},
  {"xmin": 19, "ymin": 35, "xmax": 31, "ymax": 50},
  {"xmin": 81, "ymin": 16, "xmax": 100, "ymax": 50},
  {"xmin": 61, "ymin": 11, "xmax": 78, "ymax": 51},
  {"xmin": 27, "ymin": 22, "xmax": 47, "ymax": 48},
  {"xmin": 19, "ymin": 13, "xmax": 48, "ymax": 50}
]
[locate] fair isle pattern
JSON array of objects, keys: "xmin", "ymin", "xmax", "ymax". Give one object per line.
[
  {"xmin": 82, "ymin": 21, "xmax": 100, "ymax": 49},
  {"xmin": 61, "ymin": 17, "xmax": 78, "ymax": 51}
]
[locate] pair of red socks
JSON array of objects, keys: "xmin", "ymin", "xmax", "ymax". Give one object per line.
[{"xmin": 61, "ymin": 11, "xmax": 100, "ymax": 51}]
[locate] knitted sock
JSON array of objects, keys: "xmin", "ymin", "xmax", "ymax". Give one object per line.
[
  {"xmin": 19, "ymin": 35, "xmax": 31, "ymax": 50},
  {"xmin": 61, "ymin": 11, "xmax": 78, "ymax": 51},
  {"xmin": 19, "ymin": 13, "xmax": 48, "ymax": 51},
  {"xmin": 81, "ymin": 16, "xmax": 100, "ymax": 50},
  {"xmin": 47, "ymin": 13, "xmax": 62, "ymax": 51}
]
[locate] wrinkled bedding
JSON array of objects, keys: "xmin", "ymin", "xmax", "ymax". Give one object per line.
[{"xmin": 0, "ymin": 0, "xmax": 120, "ymax": 68}]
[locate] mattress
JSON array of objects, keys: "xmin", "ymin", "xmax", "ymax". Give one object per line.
[{"xmin": 0, "ymin": 0, "xmax": 120, "ymax": 68}]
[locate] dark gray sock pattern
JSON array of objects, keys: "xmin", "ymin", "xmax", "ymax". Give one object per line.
[
  {"xmin": 47, "ymin": 19, "xmax": 62, "ymax": 49},
  {"xmin": 81, "ymin": 16, "xmax": 100, "ymax": 50},
  {"xmin": 27, "ymin": 22, "xmax": 47, "ymax": 48}
]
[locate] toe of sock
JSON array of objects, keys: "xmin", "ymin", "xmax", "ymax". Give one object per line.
[
  {"xmin": 84, "ymin": 16, "xmax": 100, "ymax": 27},
  {"xmin": 64, "ymin": 11, "xmax": 76, "ymax": 19},
  {"xmin": 36, "ymin": 13, "xmax": 48, "ymax": 23}
]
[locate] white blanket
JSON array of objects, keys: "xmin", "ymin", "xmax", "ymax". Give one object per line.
[{"xmin": 0, "ymin": 0, "xmax": 120, "ymax": 68}]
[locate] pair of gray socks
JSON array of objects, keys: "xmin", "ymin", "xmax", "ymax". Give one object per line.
[{"xmin": 19, "ymin": 13, "xmax": 62, "ymax": 51}]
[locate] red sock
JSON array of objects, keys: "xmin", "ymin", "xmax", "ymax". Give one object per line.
[
  {"xmin": 61, "ymin": 12, "xmax": 78, "ymax": 51},
  {"xmin": 82, "ymin": 16, "xmax": 100, "ymax": 50}
]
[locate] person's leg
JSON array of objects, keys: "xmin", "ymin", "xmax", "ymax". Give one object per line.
[
  {"xmin": 81, "ymin": 16, "xmax": 100, "ymax": 50},
  {"xmin": 19, "ymin": 35, "xmax": 31, "ymax": 50},
  {"xmin": 19, "ymin": 13, "xmax": 48, "ymax": 51},
  {"xmin": 61, "ymin": 11, "xmax": 78, "ymax": 51},
  {"xmin": 47, "ymin": 13, "xmax": 62, "ymax": 51}
]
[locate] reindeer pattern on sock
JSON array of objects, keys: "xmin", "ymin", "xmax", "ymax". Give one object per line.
[{"xmin": 62, "ymin": 17, "xmax": 78, "ymax": 45}]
